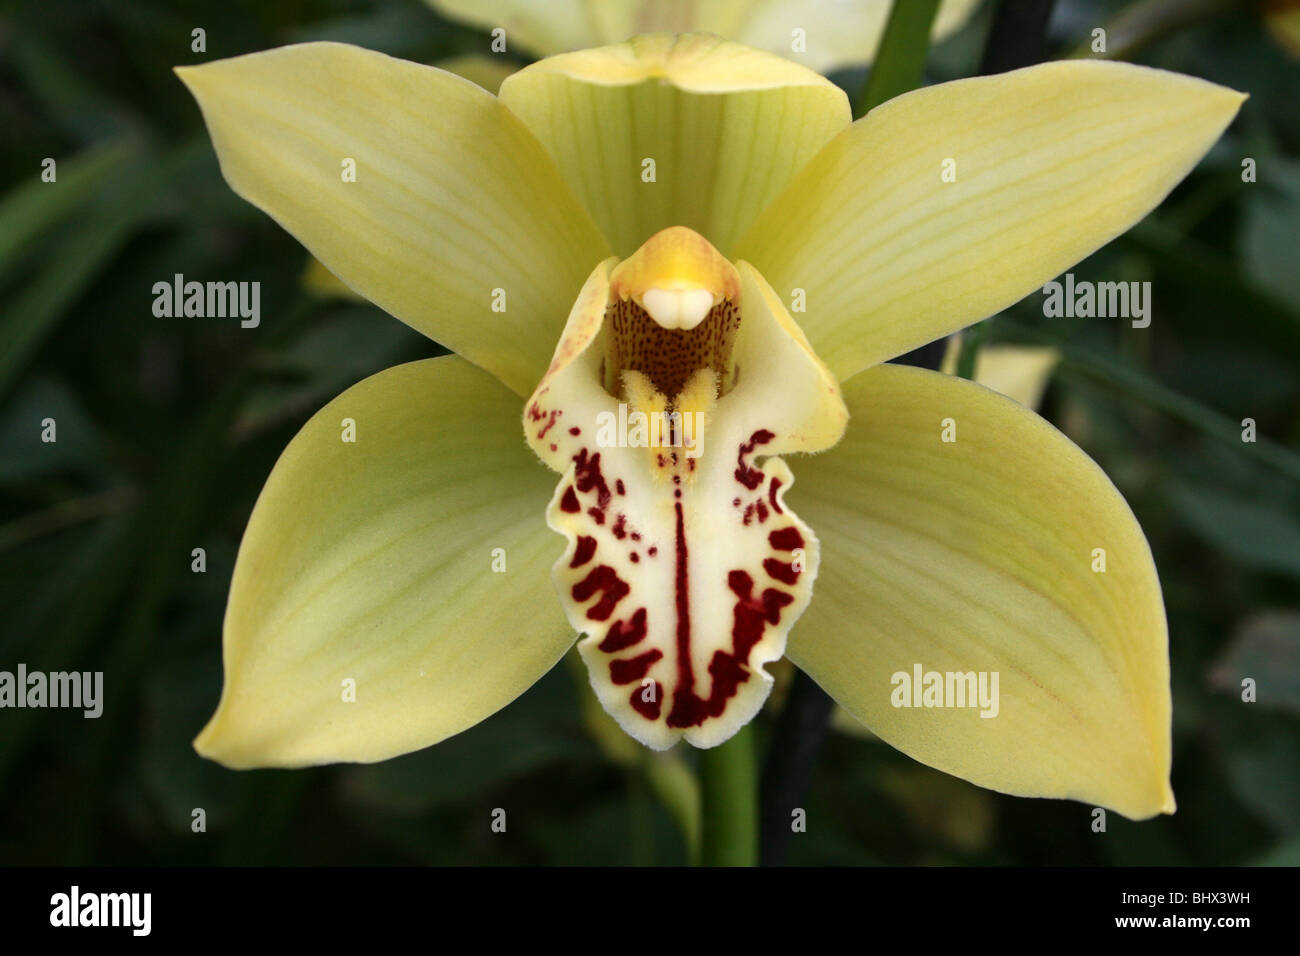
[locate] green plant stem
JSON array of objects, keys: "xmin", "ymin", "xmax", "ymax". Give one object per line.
[
  {"xmin": 854, "ymin": 0, "xmax": 941, "ymax": 117},
  {"xmin": 699, "ymin": 724, "xmax": 758, "ymax": 866},
  {"xmin": 955, "ymin": 322, "xmax": 987, "ymax": 380}
]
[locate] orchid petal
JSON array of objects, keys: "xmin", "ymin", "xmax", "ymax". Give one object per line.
[
  {"xmin": 736, "ymin": 61, "xmax": 1245, "ymax": 381},
  {"xmin": 427, "ymin": 0, "xmax": 980, "ymax": 73},
  {"xmin": 498, "ymin": 33, "xmax": 850, "ymax": 256},
  {"xmin": 790, "ymin": 364, "xmax": 1174, "ymax": 819},
  {"xmin": 177, "ymin": 42, "xmax": 609, "ymax": 397},
  {"xmin": 195, "ymin": 357, "xmax": 571, "ymax": 768}
]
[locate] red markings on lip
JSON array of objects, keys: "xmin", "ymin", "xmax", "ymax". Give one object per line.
[
  {"xmin": 610, "ymin": 648, "xmax": 663, "ymax": 685},
  {"xmin": 569, "ymin": 426, "xmax": 581, "ymax": 436},
  {"xmin": 535, "ymin": 408, "xmax": 562, "ymax": 439},
  {"xmin": 768, "ymin": 527, "xmax": 804, "ymax": 551},
  {"xmin": 631, "ymin": 682, "xmax": 663, "ymax": 720},
  {"xmin": 616, "ymin": 479, "xmax": 626, "ymax": 496},
  {"xmin": 734, "ymin": 429, "xmax": 775, "ymax": 490},
  {"xmin": 570, "ymin": 535, "xmax": 597, "ymax": 568},
  {"xmin": 560, "ymin": 487, "xmax": 580, "ymax": 513},
  {"xmin": 572, "ymin": 565, "xmax": 629, "ymax": 622},
  {"xmin": 612, "ymin": 514, "xmax": 628, "ymax": 539},
  {"xmin": 666, "ymin": 569, "xmax": 795, "ymax": 729},
  {"xmin": 599, "ymin": 607, "xmax": 647, "ymax": 652},
  {"xmin": 763, "ymin": 558, "xmax": 800, "ymax": 586},
  {"xmin": 768, "ymin": 477, "xmax": 784, "ymax": 514}
]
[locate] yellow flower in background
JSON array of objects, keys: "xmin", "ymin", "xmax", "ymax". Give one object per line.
[
  {"xmin": 178, "ymin": 33, "xmax": 1243, "ymax": 819},
  {"xmin": 426, "ymin": 0, "xmax": 982, "ymax": 72}
]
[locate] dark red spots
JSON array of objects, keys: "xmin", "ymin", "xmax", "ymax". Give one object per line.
[
  {"xmin": 763, "ymin": 558, "xmax": 800, "ymax": 586},
  {"xmin": 569, "ymin": 426, "xmax": 581, "ymax": 436},
  {"xmin": 526, "ymin": 402, "xmax": 544, "ymax": 422},
  {"xmin": 560, "ymin": 487, "xmax": 580, "ymax": 513},
  {"xmin": 756, "ymin": 500, "xmax": 769, "ymax": 523},
  {"xmin": 587, "ymin": 507, "xmax": 605, "ymax": 525},
  {"xmin": 735, "ymin": 429, "xmax": 775, "ymax": 490},
  {"xmin": 612, "ymin": 514, "xmax": 628, "ymax": 539},
  {"xmin": 769, "ymin": 527, "xmax": 804, "ymax": 551},
  {"xmin": 674, "ymin": 489, "xmax": 681, "ymax": 499},
  {"xmin": 631, "ymin": 532, "xmax": 641, "ymax": 542},
  {"xmin": 630, "ymin": 552, "xmax": 640, "ymax": 563},
  {"xmin": 648, "ymin": 547, "xmax": 658, "ymax": 557},
  {"xmin": 610, "ymin": 649, "xmax": 663, "ymax": 685},
  {"xmin": 570, "ymin": 535, "xmax": 597, "ymax": 568},
  {"xmin": 732, "ymin": 497, "xmax": 741, "ymax": 507},
  {"xmin": 598, "ymin": 608, "xmax": 647, "ymax": 652},
  {"xmin": 573, "ymin": 448, "xmax": 612, "ymax": 509},
  {"xmin": 631, "ymin": 682, "xmax": 663, "ymax": 720},
  {"xmin": 727, "ymin": 570, "xmax": 795, "ymax": 656},
  {"xmin": 549, "ymin": 443, "xmax": 557, "ymax": 452},
  {"xmin": 768, "ymin": 477, "xmax": 784, "ymax": 514},
  {"xmin": 616, "ymin": 479, "xmax": 626, "ymax": 496},
  {"xmin": 743, "ymin": 503, "xmax": 755, "ymax": 526},
  {"xmin": 572, "ymin": 565, "xmax": 629, "ymax": 622},
  {"xmin": 666, "ymin": 570, "xmax": 796, "ymax": 727},
  {"xmin": 536, "ymin": 408, "xmax": 561, "ymax": 439}
]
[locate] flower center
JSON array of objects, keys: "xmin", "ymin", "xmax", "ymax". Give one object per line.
[{"xmin": 604, "ymin": 226, "xmax": 741, "ymax": 400}]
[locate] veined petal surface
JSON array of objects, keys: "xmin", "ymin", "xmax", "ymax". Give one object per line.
[
  {"xmin": 736, "ymin": 61, "xmax": 1245, "ymax": 382},
  {"xmin": 195, "ymin": 357, "xmax": 571, "ymax": 768},
  {"xmin": 790, "ymin": 365, "xmax": 1174, "ymax": 819},
  {"xmin": 177, "ymin": 42, "xmax": 610, "ymax": 397},
  {"xmin": 498, "ymin": 33, "xmax": 851, "ymax": 256}
]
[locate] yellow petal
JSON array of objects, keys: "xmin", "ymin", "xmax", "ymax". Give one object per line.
[
  {"xmin": 427, "ymin": 0, "xmax": 980, "ymax": 72},
  {"xmin": 195, "ymin": 357, "xmax": 573, "ymax": 768},
  {"xmin": 293, "ymin": 50, "xmax": 519, "ymax": 303},
  {"xmin": 736, "ymin": 61, "xmax": 1245, "ymax": 382},
  {"xmin": 498, "ymin": 33, "xmax": 850, "ymax": 256},
  {"xmin": 941, "ymin": 340, "xmax": 1061, "ymax": 409},
  {"xmin": 789, "ymin": 364, "xmax": 1174, "ymax": 819},
  {"xmin": 523, "ymin": 230, "xmax": 846, "ymax": 749},
  {"xmin": 731, "ymin": 0, "xmax": 982, "ymax": 73},
  {"xmin": 176, "ymin": 42, "xmax": 609, "ymax": 397}
]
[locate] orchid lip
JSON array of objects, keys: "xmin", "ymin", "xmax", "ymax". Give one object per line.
[{"xmin": 524, "ymin": 225, "xmax": 847, "ymax": 749}]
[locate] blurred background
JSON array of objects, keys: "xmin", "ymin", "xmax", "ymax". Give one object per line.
[{"xmin": 0, "ymin": 0, "xmax": 1296, "ymax": 866}]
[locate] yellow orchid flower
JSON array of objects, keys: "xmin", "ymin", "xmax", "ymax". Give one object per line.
[
  {"xmin": 426, "ymin": 0, "xmax": 981, "ymax": 72},
  {"xmin": 178, "ymin": 33, "xmax": 1243, "ymax": 821}
]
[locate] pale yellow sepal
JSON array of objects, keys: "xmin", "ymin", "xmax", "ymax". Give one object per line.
[
  {"xmin": 499, "ymin": 33, "xmax": 850, "ymax": 255},
  {"xmin": 426, "ymin": 0, "xmax": 980, "ymax": 73},
  {"xmin": 736, "ymin": 60, "xmax": 1245, "ymax": 382},
  {"xmin": 789, "ymin": 364, "xmax": 1174, "ymax": 820},
  {"xmin": 195, "ymin": 357, "xmax": 572, "ymax": 768},
  {"xmin": 176, "ymin": 42, "xmax": 609, "ymax": 398}
]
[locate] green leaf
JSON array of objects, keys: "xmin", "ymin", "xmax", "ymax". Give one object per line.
[{"xmin": 855, "ymin": 0, "xmax": 942, "ymax": 116}]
